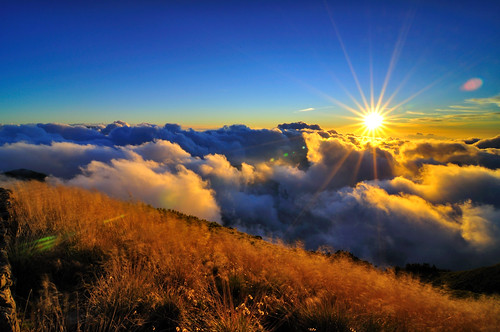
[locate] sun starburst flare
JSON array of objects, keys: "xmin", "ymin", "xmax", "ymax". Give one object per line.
[
  {"xmin": 342, "ymin": 107, "xmax": 395, "ymax": 138},
  {"xmin": 363, "ymin": 111, "xmax": 384, "ymax": 131},
  {"xmin": 321, "ymin": 3, "xmax": 425, "ymax": 139}
]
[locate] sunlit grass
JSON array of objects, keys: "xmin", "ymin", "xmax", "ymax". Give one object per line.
[{"xmin": 6, "ymin": 181, "xmax": 500, "ymax": 331}]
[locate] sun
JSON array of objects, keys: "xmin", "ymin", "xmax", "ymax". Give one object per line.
[
  {"xmin": 356, "ymin": 109, "xmax": 391, "ymax": 138},
  {"xmin": 363, "ymin": 112, "xmax": 384, "ymax": 131},
  {"xmin": 342, "ymin": 107, "xmax": 391, "ymax": 138}
]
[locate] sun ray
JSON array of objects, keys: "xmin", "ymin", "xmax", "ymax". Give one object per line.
[
  {"xmin": 324, "ymin": 1, "xmax": 370, "ymax": 112},
  {"xmin": 382, "ymin": 149, "xmax": 396, "ymax": 175},
  {"xmin": 286, "ymin": 148, "xmax": 354, "ymax": 233},
  {"xmin": 328, "ymin": 71, "xmax": 368, "ymax": 114},
  {"xmin": 350, "ymin": 149, "xmax": 365, "ymax": 185},
  {"xmin": 377, "ymin": 43, "xmax": 436, "ymax": 116},
  {"xmin": 319, "ymin": 7, "xmax": 419, "ymax": 140},
  {"xmin": 385, "ymin": 78, "xmax": 442, "ymax": 114},
  {"xmin": 375, "ymin": 10, "xmax": 414, "ymax": 113},
  {"xmin": 279, "ymin": 6, "xmax": 434, "ymax": 141},
  {"xmin": 378, "ymin": 65, "xmax": 418, "ymax": 114},
  {"xmin": 321, "ymin": 94, "xmax": 366, "ymax": 117},
  {"xmin": 369, "ymin": 38, "xmax": 375, "ymax": 112},
  {"xmin": 221, "ymin": 134, "xmax": 307, "ymax": 158},
  {"xmin": 276, "ymin": 74, "xmax": 368, "ymax": 118}
]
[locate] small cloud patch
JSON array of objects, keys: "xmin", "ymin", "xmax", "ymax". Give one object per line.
[{"xmin": 297, "ymin": 107, "xmax": 315, "ymax": 112}]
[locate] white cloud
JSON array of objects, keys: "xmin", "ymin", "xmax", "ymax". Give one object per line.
[
  {"xmin": 67, "ymin": 157, "xmax": 221, "ymax": 222},
  {"xmin": 297, "ymin": 107, "xmax": 315, "ymax": 112}
]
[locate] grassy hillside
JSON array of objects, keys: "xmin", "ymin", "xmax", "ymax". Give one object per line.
[{"xmin": 5, "ymin": 181, "xmax": 500, "ymax": 331}]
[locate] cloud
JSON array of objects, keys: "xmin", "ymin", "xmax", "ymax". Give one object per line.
[
  {"xmin": 409, "ymin": 111, "xmax": 500, "ymax": 123},
  {"xmin": 65, "ymin": 155, "xmax": 221, "ymax": 222},
  {"xmin": 397, "ymin": 139, "xmax": 500, "ymax": 172},
  {"xmin": 128, "ymin": 139, "xmax": 194, "ymax": 165},
  {"xmin": 464, "ymin": 137, "xmax": 480, "ymax": 144},
  {"xmin": 0, "ymin": 122, "xmax": 312, "ymax": 166},
  {"xmin": 449, "ymin": 105, "xmax": 480, "ymax": 110},
  {"xmin": 0, "ymin": 141, "xmax": 125, "ymax": 178},
  {"xmin": 307, "ymin": 183, "xmax": 500, "ymax": 269},
  {"xmin": 297, "ymin": 107, "xmax": 315, "ymax": 112},
  {"xmin": 474, "ymin": 135, "xmax": 500, "ymax": 149},
  {"xmin": 2, "ymin": 122, "xmax": 500, "ymax": 269},
  {"xmin": 384, "ymin": 164, "xmax": 500, "ymax": 208},
  {"xmin": 277, "ymin": 121, "xmax": 322, "ymax": 131},
  {"xmin": 466, "ymin": 95, "xmax": 500, "ymax": 107},
  {"xmin": 299, "ymin": 132, "xmax": 396, "ymax": 190},
  {"xmin": 403, "ymin": 100, "xmax": 500, "ymax": 125}
]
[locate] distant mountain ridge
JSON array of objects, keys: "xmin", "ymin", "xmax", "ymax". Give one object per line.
[{"xmin": 2, "ymin": 169, "xmax": 47, "ymax": 182}]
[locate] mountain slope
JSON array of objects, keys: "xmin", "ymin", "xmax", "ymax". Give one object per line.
[
  {"xmin": 437, "ymin": 264, "xmax": 500, "ymax": 295},
  {"xmin": 5, "ymin": 181, "xmax": 500, "ymax": 331}
]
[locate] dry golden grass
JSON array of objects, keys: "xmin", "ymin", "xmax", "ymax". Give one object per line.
[{"xmin": 6, "ymin": 180, "xmax": 500, "ymax": 331}]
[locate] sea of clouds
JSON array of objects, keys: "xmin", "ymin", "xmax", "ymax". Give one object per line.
[{"xmin": 1, "ymin": 120, "xmax": 499, "ymax": 269}]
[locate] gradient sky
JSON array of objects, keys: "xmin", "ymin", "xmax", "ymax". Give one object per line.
[{"xmin": 1, "ymin": 0, "xmax": 499, "ymax": 137}]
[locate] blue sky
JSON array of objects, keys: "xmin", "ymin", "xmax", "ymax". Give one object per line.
[{"xmin": 1, "ymin": 0, "xmax": 499, "ymax": 137}]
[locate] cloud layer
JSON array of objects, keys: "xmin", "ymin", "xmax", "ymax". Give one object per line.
[{"xmin": 1, "ymin": 121, "xmax": 499, "ymax": 269}]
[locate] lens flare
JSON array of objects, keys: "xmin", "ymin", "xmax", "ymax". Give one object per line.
[{"xmin": 460, "ymin": 78, "xmax": 483, "ymax": 91}]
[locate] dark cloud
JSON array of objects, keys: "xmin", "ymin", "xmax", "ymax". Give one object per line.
[
  {"xmin": 307, "ymin": 184, "xmax": 500, "ymax": 270},
  {"xmin": 277, "ymin": 121, "xmax": 323, "ymax": 131},
  {"xmin": 0, "ymin": 124, "xmax": 66, "ymax": 145},
  {"xmin": 0, "ymin": 122, "xmax": 311, "ymax": 167},
  {"xmin": 37, "ymin": 123, "xmax": 107, "ymax": 143},
  {"xmin": 398, "ymin": 140, "xmax": 500, "ymax": 172},
  {"xmin": 1, "ymin": 122, "xmax": 500, "ymax": 269},
  {"xmin": 0, "ymin": 141, "xmax": 125, "ymax": 178},
  {"xmin": 299, "ymin": 133, "xmax": 397, "ymax": 190},
  {"xmin": 464, "ymin": 137, "xmax": 480, "ymax": 145},
  {"xmin": 474, "ymin": 134, "xmax": 500, "ymax": 149}
]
